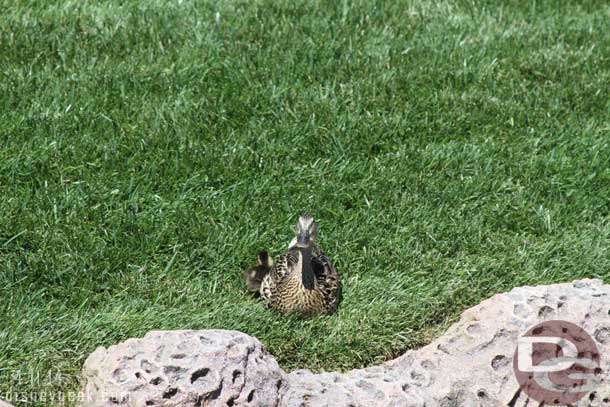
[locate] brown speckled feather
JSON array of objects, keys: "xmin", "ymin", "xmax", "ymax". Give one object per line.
[{"xmin": 260, "ymin": 216, "xmax": 341, "ymax": 315}]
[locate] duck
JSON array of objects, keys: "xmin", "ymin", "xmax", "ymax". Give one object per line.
[
  {"xmin": 243, "ymin": 251, "xmax": 272, "ymax": 295},
  {"xmin": 259, "ymin": 214, "xmax": 341, "ymax": 315}
]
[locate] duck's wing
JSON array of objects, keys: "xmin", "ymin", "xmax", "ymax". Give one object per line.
[
  {"xmin": 272, "ymin": 250, "xmax": 298, "ymax": 280},
  {"xmin": 311, "ymin": 246, "xmax": 338, "ymax": 281},
  {"xmin": 312, "ymin": 248, "xmax": 342, "ymax": 313},
  {"xmin": 260, "ymin": 250, "xmax": 298, "ymax": 301}
]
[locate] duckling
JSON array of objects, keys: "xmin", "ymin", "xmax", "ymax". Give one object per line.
[
  {"xmin": 243, "ymin": 251, "xmax": 272, "ymax": 295},
  {"xmin": 260, "ymin": 215, "xmax": 341, "ymax": 315}
]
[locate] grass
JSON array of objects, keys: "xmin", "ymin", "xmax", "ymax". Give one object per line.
[{"xmin": 0, "ymin": 0, "xmax": 609, "ymax": 405}]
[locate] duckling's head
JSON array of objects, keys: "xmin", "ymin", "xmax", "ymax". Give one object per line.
[
  {"xmin": 256, "ymin": 250, "xmax": 272, "ymax": 268},
  {"xmin": 290, "ymin": 214, "xmax": 317, "ymax": 248},
  {"xmin": 243, "ymin": 251, "xmax": 273, "ymax": 292}
]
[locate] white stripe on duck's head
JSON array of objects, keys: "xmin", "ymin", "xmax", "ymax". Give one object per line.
[{"xmin": 289, "ymin": 214, "xmax": 318, "ymax": 248}]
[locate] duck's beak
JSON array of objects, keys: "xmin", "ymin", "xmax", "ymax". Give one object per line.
[{"xmin": 297, "ymin": 230, "xmax": 310, "ymax": 245}]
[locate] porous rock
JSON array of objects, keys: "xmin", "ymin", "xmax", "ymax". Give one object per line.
[
  {"xmin": 80, "ymin": 279, "xmax": 610, "ymax": 406},
  {"xmin": 80, "ymin": 330, "xmax": 284, "ymax": 406}
]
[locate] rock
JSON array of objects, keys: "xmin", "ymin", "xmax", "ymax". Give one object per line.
[
  {"xmin": 80, "ymin": 330, "xmax": 284, "ymax": 407},
  {"xmin": 79, "ymin": 279, "xmax": 610, "ymax": 406}
]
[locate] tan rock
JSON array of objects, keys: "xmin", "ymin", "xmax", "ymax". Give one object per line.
[{"xmin": 80, "ymin": 279, "xmax": 610, "ymax": 406}]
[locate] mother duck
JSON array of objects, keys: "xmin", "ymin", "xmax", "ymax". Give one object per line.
[{"xmin": 260, "ymin": 215, "xmax": 341, "ymax": 315}]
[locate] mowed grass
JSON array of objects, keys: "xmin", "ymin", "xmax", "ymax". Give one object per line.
[{"xmin": 1, "ymin": 0, "xmax": 609, "ymax": 405}]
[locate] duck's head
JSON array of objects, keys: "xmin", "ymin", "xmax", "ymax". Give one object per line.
[
  {"xmin": 256, "ymin": 250, "xmax": 272, "ymax": 268},
  {"xmin": 289, "ymin": 214, "xmax": 317, "ymax": 248},
  {"xmin": 243, "ymin": 251, "xmax": 273, "ymax": 292}
]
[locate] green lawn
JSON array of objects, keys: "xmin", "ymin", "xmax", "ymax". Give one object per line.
[{"xmin": 1, "ymin": 0, "xmax": 609, "ymax": 405}]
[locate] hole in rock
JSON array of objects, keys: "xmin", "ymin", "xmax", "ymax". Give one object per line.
[
  {"xmin": 191, "ymin": 368, "xmax": 210, "ymax": 383},
  {"xmin": 163, "ymin": 387, "xmax": 178, "ymax": 399}
]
